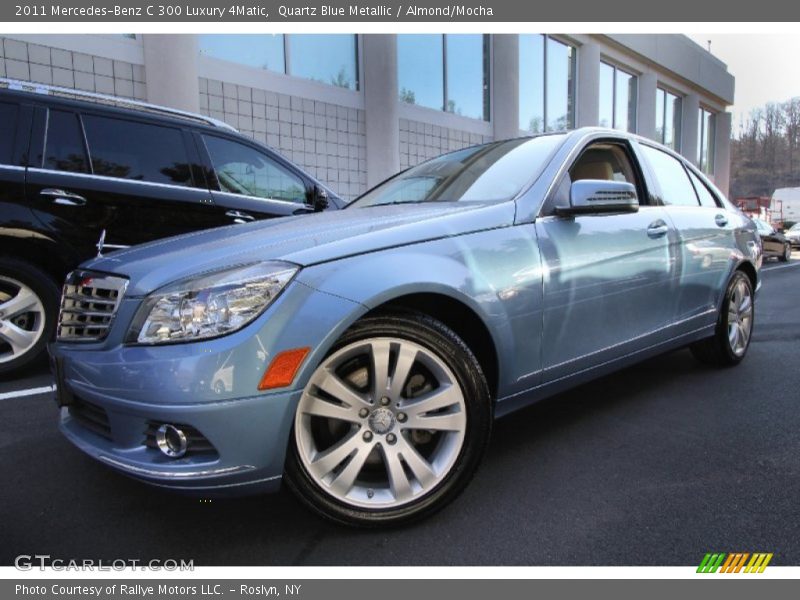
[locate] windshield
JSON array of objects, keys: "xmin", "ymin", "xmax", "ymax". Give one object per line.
[
  {"xmin": 349, "ymin": 135, "xmax": 564, "ymax": 208},
  {"xmin": 790, "ymin": 223, "xmax": 800, "ymax": 232}
]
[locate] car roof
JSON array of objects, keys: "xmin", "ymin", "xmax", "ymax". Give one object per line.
[
  {"xmin": 0, "ymin": 83, "xmax": 341, "ymax": 200},
  {"xmin": 0, "ymin": 85, "xmax": 232, "ymax": 135}
]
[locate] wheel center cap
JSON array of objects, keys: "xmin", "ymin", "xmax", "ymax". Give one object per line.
[{"xmin": 368, "ymin": 408, "xmax": 395, "ymax": 434}]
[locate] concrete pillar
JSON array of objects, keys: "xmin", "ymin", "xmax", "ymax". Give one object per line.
[
  {"xmin": 713, "ymin": 111, "xmax": 732, "ymax": 197},
  {"xmin": 142, "ymin": 34, "xmax": 200, "ymax": 113},
  {"xmin": 363, "ymin": 34, "xmax": 400, "ymax": 188},
  {"xmin": 492, "ymin": 34, "xmax": 519, "ymax": 140},
  {"xmin": 681, "ymin": 93, "xmax": 700, "ymax": 166},
  {"xmin": 576, "ymin": 42, "xmax": 600, "ymax": 128},
  {"xmin": 637, "ymin": 72, "xmax": 657, "ymax": 140}
]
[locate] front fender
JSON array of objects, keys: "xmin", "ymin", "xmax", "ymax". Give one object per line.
[{"xmin": 295, "ymin": 226, "xmax": 546, "ymax": 398}]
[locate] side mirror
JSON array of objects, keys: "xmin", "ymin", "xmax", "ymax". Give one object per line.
[
  {"xmin": 312, "ymin": 185, "xmax": 329, "ymax": 212},
  {"xmin": 558, "ymin": 180, "xmax": 639, "ymax": 215}
]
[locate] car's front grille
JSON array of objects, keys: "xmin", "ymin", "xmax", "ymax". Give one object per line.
[
  {"xmin": 58, "ymin": 271, "xmax": 128, "ymax": 342},
  {"xmin": 143, "ymin": 421, "xmax": 218, "ymax": 456},
  {"xmin": 68, "ymin": 396, "xmax": 112, "ymax": 440}
]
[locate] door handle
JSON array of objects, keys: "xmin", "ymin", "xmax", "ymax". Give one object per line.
[
  {"xmin": 647, "ymin": 220, "xmax": 669, "ymax": 238},
  {"xmin": 40, "ymin": 188, "xmax": 86, "ymax": 206},
  {"xmin": 715, "ymin": 214, "xmax": 729, "ymax": 227},
  {"xmin": 225, "ymin": 210, "xmax": 255, "ymax": 224}
]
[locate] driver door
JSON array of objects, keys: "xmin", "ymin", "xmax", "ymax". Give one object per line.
[{"xmin": 535, "ymin": 140, "xmax": 677, "ymax": 382}]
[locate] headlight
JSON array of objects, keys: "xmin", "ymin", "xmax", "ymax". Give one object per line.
[{"xmin": 128, "ymin": 262, "xmax": 297, "ymax": 344}]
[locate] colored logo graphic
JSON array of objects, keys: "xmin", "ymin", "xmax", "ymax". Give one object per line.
[{"xmin": 697, "ymin": 553, "xmax": 773, "ymax": 573}]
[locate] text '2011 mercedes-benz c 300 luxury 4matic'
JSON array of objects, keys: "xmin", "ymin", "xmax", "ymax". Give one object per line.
[{"xmin": 50, "ymin": 128, "xmax": 762, "ymax": 526}]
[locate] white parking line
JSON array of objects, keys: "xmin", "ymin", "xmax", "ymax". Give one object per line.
[
  {"xmin": 0, "ymin": 385, "xmax": 55, "ymax": 401},
  {"xmin": 762, "ymin": 261, "xmax": 800, "ymax": 272}
]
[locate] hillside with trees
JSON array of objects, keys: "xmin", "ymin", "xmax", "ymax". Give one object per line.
[{"xmin": 730, "ymin": 98, "xmax": 800, "ymax": 199}]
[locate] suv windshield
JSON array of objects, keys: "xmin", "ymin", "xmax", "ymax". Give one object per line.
[{"xmin": 349, "ymin": 135, "xmax": 564, "ymax": 208}]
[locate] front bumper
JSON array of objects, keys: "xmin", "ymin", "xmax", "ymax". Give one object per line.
[
  {"xmin": 50, "ymin": 279, "xmax": 365, "ymax": 495},
  {"xmin": 57, "ymin": 381, "xmax": 299, "ymax": 494}
]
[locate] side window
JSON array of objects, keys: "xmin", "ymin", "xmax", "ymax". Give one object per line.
[
  {"xmin": 569, "ymin": 145, "xmax": 638, "ymax": 185},
  {"xmin": 641, "ymin": 145, "xmax": 699, "ymax": 207},
  {"xmin": 203, "ymin": 135, "xmax": 307, "ymax": 204},
  {"xmin": 544, "ymin": 142, "xmax": 642, "ymax": 214},
  {"xmin": 0, "ymin": 102, "xmax": 19, "ymax": 165},
  {"xmin": 44, "ymin": 110, "xmax": 88, "ymax": 173},
  {"xmin": 82, "ymin": 114, "xmax": 192, "ymax": 186},
  {"xmin": 687, "ymin": 169, "xmax": 720, "ymax": 208}
]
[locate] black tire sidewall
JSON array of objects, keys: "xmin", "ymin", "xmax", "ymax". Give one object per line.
[
  {"xmin": 0, "ymin": 257, "xmax": 60, "ymax": 376},
  {"xmin": 284, "ymin": 312, "xmax": 492, "ymax": 527}
]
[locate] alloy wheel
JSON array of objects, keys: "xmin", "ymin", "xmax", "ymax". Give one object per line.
[
  {"xmin": 294, "ymin": 337, "xmax": 467, "ymax": 510},
  {"xmin": 726, "ymin": 277, "xmax": 753, "ymax": 357},
  {"xmin": 0, "ymin": 276, "xmax": 47, "ymax": 365}
]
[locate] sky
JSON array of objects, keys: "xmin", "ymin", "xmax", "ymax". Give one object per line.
[{"xmin": 687, "ymin": 34, "xmax": 800, "ymax": 133}]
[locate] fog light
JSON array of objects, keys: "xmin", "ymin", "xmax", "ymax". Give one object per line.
[{"xmin": 155, "ymin": 424, "xmax": 188, "ymax": 458}]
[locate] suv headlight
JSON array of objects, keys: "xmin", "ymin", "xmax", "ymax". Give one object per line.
[{"xmin": 128, "ymin": 262, "xmax": 298, "ymax": 344}]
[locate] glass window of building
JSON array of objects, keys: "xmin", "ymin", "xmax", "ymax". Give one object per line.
[
  {"xmin": 655, "ymin": 88, "xmax": 682, "ymax": 150},
  {"xmin": 398, "ymin": 35, "xmax": 490, "ymax": 121},
  {"xmin": 698, "ymin": 108, "xmax": 716, "ymax": 174},
  {"xmin": 199, "ymin": 34, "xmax": 286, "ymax": 73},
  {"xmin": 199, "ymin": 35, "xmax": 359, "ymax": 90},
  {"xmin": 398, "ymin": 35, "xmax": 444, "ymax": 112},
  {"xmin": 519, "ymin": 35, "xmax": 575, "ymax": 133},
  {"xmin": 288, "ymin": 34, "xmax": 358, "ymax": 90},
  {"xmin": 445, "ymin": 35, "xmax": 490, "ymax": 120},
  {"xmin": 599, "ymin": 62, "xmax": 638, "ymax": 132}
]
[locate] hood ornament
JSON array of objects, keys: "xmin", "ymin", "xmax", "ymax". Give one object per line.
[{"xmin": 95, "ymin": 229, "xmax": 129, "ymax": 258}]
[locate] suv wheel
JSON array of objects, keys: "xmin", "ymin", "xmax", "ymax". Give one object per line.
[
  {"xmin": 690, "ymin": 270, "xmax": 754, "ymax": 367},
  {"xmin": 0, "ymin": 258, "xmax": 60, "ymax": 376},
  {"xmin": 284, "ymin": 312, "xmax": 492, "ymax": 527}
]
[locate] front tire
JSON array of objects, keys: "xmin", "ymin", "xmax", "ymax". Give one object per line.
[
  {"xmin": 284, "ymin": 312, "xmax": 492, "ymax": 527},
  {"xmin": 690, "ymin": 270, "xmax": 754, "ymax": 367},
  {"xmin": 0, "ymin": 257, "xmax": 60, "ymax": 377},
  {"xmin": 780, "ymin": 243, "xmax": 791, "ymax": 262}
]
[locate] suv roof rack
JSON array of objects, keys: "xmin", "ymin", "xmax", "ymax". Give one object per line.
[{"xmin": 0, "ymin": 77, "xmax": 238, "ymax": 133}]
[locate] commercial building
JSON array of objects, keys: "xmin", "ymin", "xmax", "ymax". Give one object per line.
[{"xmin": 0, "ymin": 33, "xmax": 734, "ymax": 200}]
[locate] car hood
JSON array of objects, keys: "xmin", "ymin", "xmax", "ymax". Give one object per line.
[{"xmin": 84, "ymin": 201, "xmax": 515, "ymax": 296}]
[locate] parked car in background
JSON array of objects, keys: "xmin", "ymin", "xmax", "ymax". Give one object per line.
[
  {"xmin": 51, "ymin": 128, "xmax": 761, "ymax": 526},
  {"xmin": 784, "ymin": 222, "xmax": 800, "ymax": 248},
  {"xmin": 0, "ymin": 80, "xmax": 340, "ymax": 376},
  {"xmin": 752, "ymin": 218, "xmax": 791, "ymax": 262}
]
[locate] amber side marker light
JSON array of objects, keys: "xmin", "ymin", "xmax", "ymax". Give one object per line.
[{"xmin": 258, "ymin": 347, "xmax": 311, "ymax": 390}]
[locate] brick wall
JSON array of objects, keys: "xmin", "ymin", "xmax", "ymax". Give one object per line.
[
  {"xmin": 399, "ymin": 118, "xmax": 493, "ymax": 170},
  {"xmin": 199, "ymin": 77, "xmax": 367, "ymax": 201},
  {"xmin": 0, "ymin": 37, "xmax": 146, "ymax": 100}
]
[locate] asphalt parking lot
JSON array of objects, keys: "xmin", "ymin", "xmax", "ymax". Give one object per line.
[{"xmin": 1, "ymin": 255, "xmax": 799, "ymax": 567}]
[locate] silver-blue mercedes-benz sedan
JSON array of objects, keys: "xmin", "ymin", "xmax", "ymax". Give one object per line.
[{"xmin": 50, "ymin": 128, "xmax": 762, "ymax": 526}]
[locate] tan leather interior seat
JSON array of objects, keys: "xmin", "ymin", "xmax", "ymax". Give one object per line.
[{"xmin": 570, "ymin": 153, "xmax": 614, "ymax": 181}]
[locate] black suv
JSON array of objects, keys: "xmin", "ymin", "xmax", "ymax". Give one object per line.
[{"xmin": 0, "ymin": 83, "xmax": 341, "ymax": 376}]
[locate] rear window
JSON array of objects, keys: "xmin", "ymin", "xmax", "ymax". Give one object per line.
[
  {"xmin": 641, "ymin": 145, "xmax": 699, "ymax": 207},
  {"xmin": 82, "ymin": 114, "xmax": 192, "ymax": 186},
  {"xmin": 0, "ymin": 102, "xmax": 18, "ymax": 165},
  {"xmin": 45, "ymin": 110, "xmax": 89, "ymax": 173}
]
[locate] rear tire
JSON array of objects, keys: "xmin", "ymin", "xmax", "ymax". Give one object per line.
[
  {"xmin": 690, "ymin": 270, "xmax": 754, "ymax": 367},
  {"xmin": 0, "ymin": 257, "xmax": 60, "ymax": 377},
  {"xmin": 780, "ymin": 243, "xmax": 791, "ymax": 262},
  {"xmin": 284, "ymin": 312, "xmax": 492, "ymax": 527}
]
